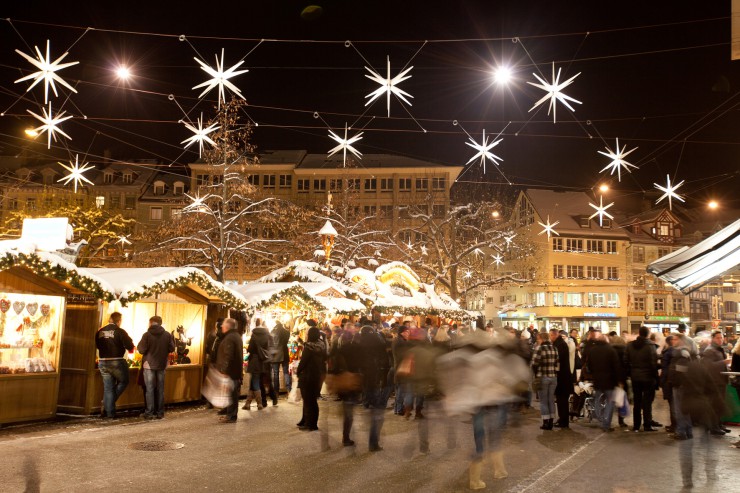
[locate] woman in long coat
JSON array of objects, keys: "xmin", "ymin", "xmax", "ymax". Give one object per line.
[{"xmin": 296, "ymin": 327, "xmax": 327, "ymax": 431}]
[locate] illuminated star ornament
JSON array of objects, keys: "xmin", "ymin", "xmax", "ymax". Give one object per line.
[
  {"xmin": 183, "ymin": 192, "xmax": 212, "ymax": 213},
  {"xmin": 588, "ymin": 195, "xmax": 615, "ymax": 226},
  {"xmin": 598, "ymin": 138, "xmax": 638, "ymax": 182},
  {"xmin": 193, "ymin": 49, "xmax": 248, "ymax": 108},
  {"xmin": 328, "ymin": 123, "xmax": 363, "ymax": 167},
  {"xmin": 28, "ymin": 103, "xmax": 72, "ymax": 149},
  {"xmin": 365, "ymin": 56, "xmax": 413, "ymax": 117},
  {"xmin": 181, "ymin": 113, "xmax": 220, "ymax": 158},
  {"xmin": 654, "ymin": 174, "xmax": 685, "ymax": 210},
  {"xmin": 116, "ymin": 235, "xmax": 132, "ymax": 247},
  {"xmin": 492, "ymin": 253, "xmax": 504, "ymax": 267},
  {"xmin": 465, "ymin": 129, "xmax": 503, "ymax": 174},
  {"xmin": 527, "ymin": 62, "xmax": 581, "ymax": 123},
  {"xmin": 504, "ymin": 233, "xmax": 516, "ymax": 247},
  {"xmin": 420, "ymin": 245, "xmax": 428, "ymax": 256},
  {"xmin": 538, "ymin": 215, "xmax": 560, "ymax": 239},
  {"xmin": 57, "ymin": 155, "xmax": 94, "ymax": 193},
  {"xmin": 15, "ymin": 40, "xmax": 79, "ymax": 104}
]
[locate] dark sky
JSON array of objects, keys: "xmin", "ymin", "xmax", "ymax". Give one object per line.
[{"xmin": 1, "ymin": 0, "xmax": 738, "ymax": 208}]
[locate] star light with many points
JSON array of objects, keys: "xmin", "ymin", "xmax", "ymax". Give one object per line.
[
  {"xmin": 328, "ymin": 123, "xmax": 363, "ymax": 167},
  {"xmin": 183, "ymin": 192, "xmax": 212, "ymax": 213},
  {"xmin": 588, "ymin": 195, "xmax": 615, "ymax": 226},
  {"xmin": 28, "ymin": 102, "xmax": 72, "ymax": 149},
  {"xmin": 527, "ymin": 62, "xmax": 581, "ymax": 123},
  {"xmin": 420, "ymin": 245, "xmax": 428, "ymax": 256},
  {"xmin": 598, "ymin": 138, "xmax": 638, "ymax": 182},
  {"xmin": 365, "ymin": 56, "xmax": 413, "ymax": 117},
  {"xmin": 465, "ymin": 129, "xmax": 503, "ymax": 174},
  {"xmin": 15, "ymin": 40, "xmax": 79, "ymax": 104},
  {"xmin": 538, "ymin": 215, "xmax": 560, "ymax": 239},
  {"xmin": 504, "ymin": 234, "xmax": 516, "ymax": 247},
  {"xmin": 181, "ymin": 113, "xmax": 219, "ymax": 158},
  {"xmin": 492, "ymin": 253, "xmax": 504, "ymax": 267},
  {"xmin": 654, "ymin": 175, "xmax": 686, "ymax": 210},
  {"xmin": 193, "ymin": 49, "xmax": 248, "ymax": 108},
  {"xmin": 57, "ymin": 155, "xmax": 94, "ymax": 193},
  {"xmin": 116, "ymin": 235, "xmax": 132, "ymax": 247}
]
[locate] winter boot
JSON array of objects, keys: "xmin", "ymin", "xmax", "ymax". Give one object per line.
[
  {"xmin": 468, "ymin": 460, "xmax": 486, "ymax": 490},
  {"xmin": 256, "ymin": 391, "xmax": 264, "ymax": 410},
  {"xmin": 490, "ymin": 451, "xmax": 509, "ymax": 479},
  {"xmin": 540, "ymin": 419, "xmax": 549, "ymax": 430},
  {"xmin": 241, "ymin": 391, "xmax": 254, "ymax": 410}
]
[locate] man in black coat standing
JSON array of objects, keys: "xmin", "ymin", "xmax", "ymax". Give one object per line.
[
  {"xmin": 625, "ymin": 326, "xmax": 659, "ymax": 432},
  {"xmin": 551, "ymin": 329, "xmax": 573, "ymax": 428},
  {"xmin": 216, "ymin": 318, "xmax": 244, "ymax": 423},
  {"xmin": 271, "ymin": 321, "xmax": 291, "ymax": 397}
]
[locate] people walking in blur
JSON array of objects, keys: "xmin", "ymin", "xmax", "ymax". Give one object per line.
[
  {"xmin": 296, "ymin": 327, "xmax": 326, "ymax": 431},
  {"xmin": 271, "ymin": 321, "xmax": 291, "ymax": 398},
  {"xmin": 392, "ymin": 325, "xmax": 411, "ymax": 415},
  {"xmin": 625, "ymin": 326, "xmax": 659, "ymax": 432},
  {"xmin": 552, "ymin": 329, "xmax": 572, "ymax": 429},
  {"xmin": 216, "ymin": 318, "xmax": 244, "ymax": 423},
  {"xmin": 357, "ymin": 325, "xmax": 390, "ymax": 452},
  {"xmin": 335, "ymin": 323, "xmax": 361, "ymax": 446},
  {"xmin": 95, "ymin": 312, "xmax": 134, "ymax": 419},
  {"xmin": 532, "ymin": 331, "xmax": 559, "ymax": 430},
  {"xmin": 588, "ymin": 331, "xmax": 621, "ymax": 431},
  {"xmin": 609, "ymin": 334, "xmax": 629, "ymax": 428},
  {"xmin": 702, "ymin": 330, "xmax": 732, "ymax": 435},
  {"xmin": 660, "ymin": 335, "xmax": 677, "ymax": 433},
  {"xmin": 243, "ymin": 320, "xmax": 272, "ymax": 410},
  {"xmin": 137, "ymin": 316, "xmax": 175, "ymax": 420}
]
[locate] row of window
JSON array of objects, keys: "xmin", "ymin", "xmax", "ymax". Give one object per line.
[
  {"xmin": 633, "ymin": 296, "xmax": 684, "ymax": 312},
  {"xmin": 552, "ymin": 238, "xmax": 618, "ymax": 254},
  {"xmin": 553, "ymin": 264, "xmax": 619, "ymax": 280},
  {"xmin": 195, "ymin": 174, "xmax": 447, "ymax": 192},
  {"xmin": 500, "ymin": 292, "xmax": 621, "ymax": 308},
  {"xmin": 632, "ymin": 245, "xmax": 673, "ymax": 263}
]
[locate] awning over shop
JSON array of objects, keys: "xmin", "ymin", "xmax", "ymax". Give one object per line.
[{"xmin": 647, "ymin": 218, "xmax": 740, "ymax": 294}]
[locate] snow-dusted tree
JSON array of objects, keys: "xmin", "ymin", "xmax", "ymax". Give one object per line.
[
  {"xmin": 392, "ymin": 197, "xmax": 533, "ymax": 301},
  {"xmin": 137, "ymin": 99, "xmax": 301, "ymax": 282},
  {"xmin": 0, "ymin": 199, "xmax": 135, "ymax": 266}
]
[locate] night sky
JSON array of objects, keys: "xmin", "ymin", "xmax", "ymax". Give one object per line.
[{"xmin": 1, "ymin": 1, "xmax": 738, "ymax": 209}]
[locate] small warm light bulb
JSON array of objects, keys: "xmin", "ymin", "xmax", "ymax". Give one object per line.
[
  {"xmin": 25, "ymin": 128, "xmax": 39, "ymax": 138},
  {"xmin": 493, "ymin": 66, "xmax": 512, "ymax": 85},
  {"xmin": 116, "ymin": 66, "xmax": 131, "ymax": 80},
  {"xmin": 599, "ymin": 184, "xmax": 609, "ymax": 193},
  {"xmin": 492, "ymin": 210, "xmax": 500, "ymax": 218},
  {"xmin": 708, "ymin": 200, "xmax": 719, "ymax": 210}
]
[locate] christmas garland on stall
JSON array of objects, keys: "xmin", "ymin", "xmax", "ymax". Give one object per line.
[
  {"xmin": 372, "ymin": 305, "xmax": 468, "ymax": 319},
  {"xmin": 120, "ymin": 270, "xmax": 247, "ymax": 310},
  {"xmin": 250, "ymin": 285, "xmax": 325, "ymax": 315},
  {"xmin": 0, "ymin": 252, "xmax": 114, "ymax": 301}
]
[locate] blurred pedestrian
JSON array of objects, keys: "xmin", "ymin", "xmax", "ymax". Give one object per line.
[
  {"xmin": 609, "ymin": 334, "xmax": 629, "ymax": 428},
  {"xmin": 271, "ymin": 321, "xmax": 291, "ymax": 398},
  {"xmin": 392, "ymin": 325, "xmax": 411, "ymax": 415},
  {"xmin": 296, "ymin": 327, "xmax": 326, "ymax": 431},
  {"xmin": 588, "ymin": 331, "xmax": 620, "ymax": 431},
  {"xmin": 243, "ymin": 321, "xmax": 271, "ymax": 410},
  {"xmin": 660, "ymin": 334, "xmax": 677, "ymax": 432},
  {"xmin": 357, "ymin": 325, "xmax": 389, "ymax": 452},
  {"xmin": 625, "ymin": 326, "xmax": 659, "ymax": 432},
  {"xmin": 552, "ymin": 329, "xmax": 572, "ymax": 428},
  {"xmin": 702, "ymin": 330, "xmax": 731, "ymax": 435},
  {"xmin": 216, "ymin": 318, "xmax": 243, "ymax": 423}
]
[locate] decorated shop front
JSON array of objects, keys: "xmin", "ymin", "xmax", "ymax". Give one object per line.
[
  {"xmin": 57, "ymin": 267, "xmax": 246, "ymax": 415},
  {"xmin": 0, "ymin": 250, "xmax": 114, "ymax": 425}
]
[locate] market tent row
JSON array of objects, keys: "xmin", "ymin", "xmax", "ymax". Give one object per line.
[
  {"xmin": 0, "ymin": 245, "xmax": 114, "ymax": 424},
  {"xmin": 57, "ymin": 267, "xmax": 248, "ymax": 416},
  {"xmin": 648, "ymin": 218, "xmax": 740, "ymax": 294}
]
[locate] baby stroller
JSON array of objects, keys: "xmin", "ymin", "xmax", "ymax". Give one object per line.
[{"xmin": 570, "ymin": 381, "xmax": 607, "ymax": 423}]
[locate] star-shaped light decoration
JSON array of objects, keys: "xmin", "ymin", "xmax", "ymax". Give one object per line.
[
  {"xmin": 537, "ymin": 215, "xmax": 560, "ymax": 239},
  {"xmin": 116, "ymin": 235, "xmax": 132, "ymax": 247},
  {"xmin": 183, "ymin": 192, "xmax": 212, "ymax": 213},
  {"xmin": 504, "ymin": 233, "xmax": 517, "ymax": 248},
  {"xmin": 598, "ymin": 138, "xmax": 638, "ymax": 182},
  {"xmin": 473, "ymin": 248, "xmax": 484, "ymax": 257},
  {"xmin": 420, "ymin": 245, "xmax": 428, "ymax": 256},
  {"xmin": 492, "ymin": 253, "xmax": 504, "ymax": 267},
  {"xmin": 654, "ymin": 174, "xmax": 685, "ymax": 210},
  {"xmin": 27, "ymin": 102, "xmax": 72, "ymax": 149},
  {"xmin": 15, "ymin": 40, "xmax": 79, "ymax": 104},
  {"xmin": 588, "ymin": 195, "xmax": 615, "ymax": 227},
  {"xmin": 181, "ymin": 113, "xmax": 219, "ymax": 158},
  {"xmin": 328, "ymin": 123, "xmax": 363, "ymax": 167},
  {"xmin": 192, "ymin": 48, "xmax": 248, "ymax": 108},
  {"xmin": 406, "ymin": 240, "xmax": 414, "ymax": 251},
  {"xmin": 465, "ymin": 129, "xmax": 503, "ymax": 174},
  {"xmin": 527, "ymin": 62, "xmax": 581, "ymax": 123},
  {"xmin": 365, "ymin": 56, "xmax": 413, "ymax": 117},
  {"xmin": 464, "ymin": 270, "xmax": 473, "ymax": 279},
  {"xmin": 57, "ymin": 155, "xmax": 93, "ymax": 193}
]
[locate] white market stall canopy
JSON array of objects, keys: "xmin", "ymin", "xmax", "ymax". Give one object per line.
[
  {"xmin": 233, "ymin": 281, "xmax": 366, "ymax": 315},
  {"xmin": 83, "ymin": 267, "xmax": 248, "ymax": 309},
  {"xmin": 647, "ymin": 218, "xmax": 740, "ymax": 294}
]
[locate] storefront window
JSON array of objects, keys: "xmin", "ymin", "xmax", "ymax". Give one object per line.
[{"xmin": 0, "ymin": 293, "xmax": 64, "ymax": 374}]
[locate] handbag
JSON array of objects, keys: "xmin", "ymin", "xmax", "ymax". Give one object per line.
[
  {"xmin": 396, "ymin": 353, "xmax": 416, "ymax": 379},
  {"xmin": 326, "ymin": 371, "xmax": 363, "ymax": 393},
  {"xmin": 201, "ymin": 365, "xmax": 235, "ymax": 408}
]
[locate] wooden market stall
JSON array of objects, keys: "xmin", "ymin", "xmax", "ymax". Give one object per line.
[
  {"xmin": 57, "ymin": 267, "xmax": 247, "ymax": 415},
  {"xmin": 0, "ymin": 249, "xmax": 114, "ymax": 425}
]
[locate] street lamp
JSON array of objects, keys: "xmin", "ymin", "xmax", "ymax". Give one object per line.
[
  {"xmin": 708, "ymin": 200, "xmax": 719, "ymax": 210},
  {"xmin": 319, "ymin": 220, "xmax": 338, "ymax": 269},
  {"xmin": 599, "ymin": 184, "xmax": 609, "ymax": 193}
]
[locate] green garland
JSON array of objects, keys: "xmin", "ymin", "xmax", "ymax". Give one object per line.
[
  {"xmin": 251, "ymin": 285, "xmax": 325, "ymax": 314},
  {"xmin": 372, "ymin": 305, "xmax": 468, "ymax": 319},
  {"xmin": 121, "ymin": 271, "xmax": 247, "ymax": 310},
  {"xmin": 0, "ymin": 252, "xmax": 114, "ymax": 301}
]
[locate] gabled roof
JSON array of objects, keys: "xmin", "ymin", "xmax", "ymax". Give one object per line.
[{"xmin": 521, "ymin": 189, "xmax": 629, "ymax": 238}]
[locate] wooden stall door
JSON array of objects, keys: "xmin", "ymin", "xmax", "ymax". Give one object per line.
[{"xmin": 57, "ymin": 305, "xmax": 101, "ymax": 414}]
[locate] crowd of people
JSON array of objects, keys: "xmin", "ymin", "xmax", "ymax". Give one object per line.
[{"xmin": 95, "ymin": 312, "xmax": 739, "ymax": 490}]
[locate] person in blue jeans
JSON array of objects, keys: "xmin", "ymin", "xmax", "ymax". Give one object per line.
[
  {"xmin": 95, "ymin": 312, "xmax": 134, "ymax": 418},
  {"xmin": 531, "ymin": 331, "xmax": 560, "ymax": 430},
  {"xmin": 137, "ymin": 316, "xmax": 175, "ymax": 419}
]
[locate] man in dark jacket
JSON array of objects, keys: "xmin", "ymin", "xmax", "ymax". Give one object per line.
[
  {"xmin": 247, "ymin": 322, "xmax": 276, "ymax": 407},
  {"xmin": 271, "ymin": 321, "xmax": 291, "ymax": 397},
  {"xmin": 392, "ymin": 326, "xmax": 411, "ymax": 415},
  {"xmin": 624, "ymin": 326, "xmax": 659, "ymax": 432},
  {"xmin": 357, "ymin": 325, "xmax": 390, "ymax": 451},
  {"xmin": 216, "ymin": 318, "xmax": 244, "ymax": 423},
  {"xmin": 702, "ymin": 330, "xmax": 731, "ymax": 435},
  {"xmin": 137, "ymin": 316, "xmax": 175, "ymax": 419},
  {"xmin": 297, "ymin": 327, "xmax": 327, "ymax": 431},
  {"xmin": 95, "ymin": 312, "xmax": 134, "ymax": 418},
  {"xmin": 552, "ymin": 329, "xmax": 573, "ymax": 428},
  {"xmin": 587, "ymin": 332, "xmax": 620, "ymax": 431}
]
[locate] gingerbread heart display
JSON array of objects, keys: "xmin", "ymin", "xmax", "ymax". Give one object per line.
[
  {"xmin": 26, "ymin": 303, "xmax": 38, "ymax": 316},
  {"xmin": 0, "ymin": 299, "xmax": 9, "ymax": 313},
  {"xmin": 12, "ymin": 301, "xmax": 25, "ymax": 315},
  {"xmin": 41, "ymin": 304, "xmax": 51, "ymax": 316}
]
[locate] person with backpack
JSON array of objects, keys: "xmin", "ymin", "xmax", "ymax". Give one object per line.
[{"xmin": 137, "ymin": 316, "xmax": 175, "ymax": 419}]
